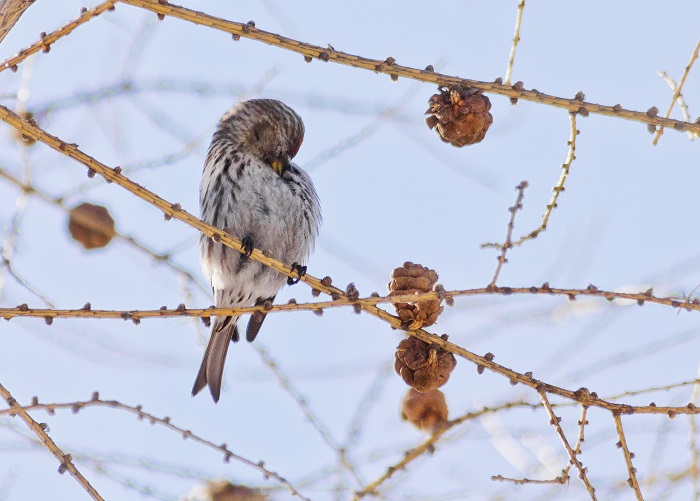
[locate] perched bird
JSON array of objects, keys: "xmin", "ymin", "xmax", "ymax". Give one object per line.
[{"xmin": 193, "ymin": 99, "xmax": 321, "ymax": 402}]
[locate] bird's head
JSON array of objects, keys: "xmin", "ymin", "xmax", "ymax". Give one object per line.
[{"xmin": 218, "ymin": 99, "xmax": 305, "ymax": 176}]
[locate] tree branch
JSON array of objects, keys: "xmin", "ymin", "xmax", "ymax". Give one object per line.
[
  {"xmin": 0, "ymin": 0, "xmax": 35, "ymax": 44},
  {"xmin": 540, "ymin": 390, "xmax": 597, "ymax": 499},
  {"xmin": 114, "ymin": 0, "xmax": 700, "ymax": 135},
  {"xmin": 2, "ymin": 285, "xmax": 699, "ymax": 321},
  {"xmin": 0, "ymin": 394, "xmax": 310, "ymax": 500},
  {"xmin": 0, "ymin": 1, "xmax": 115, "ymax": 72},
  {"xmin": 0, "ymin": 381, "xmax": 104, "ymax": 500}
]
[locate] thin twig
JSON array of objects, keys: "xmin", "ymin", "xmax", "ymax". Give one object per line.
[
  {"xmin": 0, "ymin": 259, "xmax": 54, "ymax": 306},
  {"xmin": 31, "ymin": 79, "xmax": 414, "ymax": 126},
  {"xmin": 613, "ymin": 412, "xmax": 644, "ymax": 500},
  {"xmin": 354, "ymin": 402, "xmax": 528, "ymax": 499},
  {"xmin": 504, "ymin": 0, "xmax": 526, "ymax": 86},
  {"xmin": 344, "ymin": 366, "xmax": 393, "ymax": 449},
  {"xmin": 0, "ymin": 166, "xmax": 210, "ymax": 296},
  {"xmin": 653, "ymin": 37, "xmax": 700, "ymax": 144},
  {"xmin": 539, "ymin": 390, "xmax": 597, "ymax": 499},
  {"xmin": 485, "ymin": 113, "xmax": 578, "ymax": 248},
  {"xmin": 488, "ymin": 181, "xmax": 528, "ymax": 287},
  {"xmin": 562, "ymin": 406, "xmax": 589, "ymax": 480},
  {"xmin": 0, "ymin": 1, "xmax": 116, "ymax": 73},
  {"xmin": 493, "ymin": 406, "xmax": 589, "ymax": 487},
  {"xmin": 0, "ymin": 382, "xmax": 104, "ymax": 501},
  {"xmin": 0, "ymin": 395, "xmax": 310, "ymax": 500},
  {"xmin": 113, "ymin": 0, "xmax": 700, "ymax": 135},
  {"xmin": 0, "ymin": 0, "xmax": 35, "ymax": 43},
  {"xmin": 255, "ymin": 345, "xmax": 364, "ymax": 486},
  {"xmin": 491, "ymin": 474, "xmax": 566, "ymax": 485},
  {"xmin": 0, "ymin": 94, "xmax": 55, "ymax": 305},
  {"xmin": 305, "ymin": 83, "xmax": 423, "ymax": 172},
  {"xmin": 607, "ymin": 378, "xmax": 700, "ymax": 401},
  {"xmin": 658, "ymin": 71, "xmax": 696, "ymax": 141}
]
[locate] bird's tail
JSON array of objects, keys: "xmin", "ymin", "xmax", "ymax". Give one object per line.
[{"xmin": 191, "ymin": 315, "xmax": 240, "ymax": 402}]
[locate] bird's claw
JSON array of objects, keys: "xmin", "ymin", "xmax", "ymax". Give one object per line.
[
  {"xmin": 241, "ymin": 236, "xmax": 254, "ymax": 258},
  {"xmin": 287, "ymin": 262, "xmax": 307, "ymax": 285}
]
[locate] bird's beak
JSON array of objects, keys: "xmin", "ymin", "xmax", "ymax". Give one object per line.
[{"xmin": 271, "ymin": 159, "xmax": 285, "ymax": 176}]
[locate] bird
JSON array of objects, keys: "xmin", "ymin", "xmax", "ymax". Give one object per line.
[{"xmin": 192, "ymin": 99, "xmax": 321, "ymax": 402}]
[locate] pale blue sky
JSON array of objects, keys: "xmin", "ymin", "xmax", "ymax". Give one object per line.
[{"xmin": 1, "ymin": 1, "xmax": 699, "ymax": 500}]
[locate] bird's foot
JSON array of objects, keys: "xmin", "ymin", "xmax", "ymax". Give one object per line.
[
  {"xmin": 287, "ymin": 262, "xmax": 307, "ymax": 285},
  {"xmin": 241, "ymin": 235, "xmax": 254, "ymax": 258}
]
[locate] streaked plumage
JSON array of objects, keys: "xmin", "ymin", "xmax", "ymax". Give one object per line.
[{"xmin": 193, "ymin": 99, "xmax": 321, "ymax": 402}]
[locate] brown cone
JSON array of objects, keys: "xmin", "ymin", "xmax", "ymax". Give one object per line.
[
  {"xmin": 68, "ymin": 203, "xmax": 116, "ymax": 250},
  {"xmin": 426, "ymin": 85, "xmax": 493, "ymax": 146},
  {"xmin": 395, "ymin": 336, "xmax": 456, "ymax": 392},
  {"xmin": 388, "ymin": 262, "xmax": 443, "ymax": 330},
  {"xmin": 401, "ymin": 388, "xmax": 449, "ymax": 432},
  {"xmin": 207, "ymin": 481, "xmax": 267, "ymax": 501}
]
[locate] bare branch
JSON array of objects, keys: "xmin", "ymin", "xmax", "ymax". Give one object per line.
[
  {"xmin": 561, "ymin": 406, "xmax": 589, "ymax": 480},
  {"xmin": 354, "ymin": 402, "xmax": 528, "ymax": 499},
  {"xmin": 658, "ymin": 71, "xmax": 696, "ymax": 140},
  {"xmin": 539, "ymin": 390, "xmax": 597, "ymax": 499},
  {"xmin": 0, "ymin": 166, "xmax": 210, "ymax": 296},
  {"xmin": 0, "ymin": 381, "xmax": 104, "ymax": 500},
  {"xmin": 4, "ymin": 284, "xmax": 700, "ymax": 321},
  {"xmin": 484, "ymin": 113, "xmax": 579, "ymax": 248},
  {"xmin": 488, "ymin": 180, "xmax": 528, "ymax": 287},
  {"xmin": 491, "ymin": 473, "xmax": 567, "ymax": 485},
  {"xmin": 504, "ymin": 0, "xmax": 526, "ymax": 86},
  {"xmin": 491, "ymin": 406, "xmax": 588, "ymax": 487},
  {"xmin": 0, "ymin": 0, "xmax": 35, "ymax": 43},
  {"xmin": 114, "ymin": 0, "xmax": 700, "ymax": 135},
  {"xmin": 613, "ymin": 412, "xmax": 644, "ymax": 500},
  {"xmin": 653, "ymin": 36, "xmax": 700, "ymax": 144},
  {"xmin": 255, "ymin": 345, "xmax": 364, "ymax": 486},
  {"xmin": 0, "ymin": 1, "xmax": 116, "ymax": 72},
  {"xmin": 0, "ymin": 395, "xmax": 310, "ymax": 500}
]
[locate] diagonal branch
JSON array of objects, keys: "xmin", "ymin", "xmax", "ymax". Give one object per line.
[
  {"xmin": 0, "ymin": 103, "xmax": 326, "ymax": 291},
  {"xmin": 0, "ymin": 166, "xmax": 210, "ymax": 296},
  {"xmin": 0, "ymin": 381, "xmax": 104, "ymax": 501},
  {"xmin": 114, "ymin": 0, "xmax": 699, "ymax": 135},
  {"xmin": 0, "ymin": 1, "xmax": 116, "ymax": 72},
  {"xmin": 0, "ymin": 394, "xmax": 310, "ymax": 500},
  {"xmin": 613, "ymin": 412, "xmax": 644, "ymax": 500},
  {"xmin": 255, "ymin": 345, "xmax": 364, "ymax": 486},
  {"xmin": 493, "ymin": 404, "xmax": 589, "ymax": 487},
  {"xmin": 653, "ymin": 37, "xmax": 700, "ymax": 145},
  {"xmin": 561, "ymin": 406, "xmax": 589, "ymax": 481},
  {"xmin": 658, "ymin": 71, "xmax": 696, "ymax": 141},
  {"xmin": 0, "ymin": 0, "xmax": 35, "ymax": 43},
  {"xmin": 355, "ymin": 401, "xmax": 530, "ymax": 499},
  {"xmin": 539, "ymin": 390, "xmax": 597, "ymax": 499}
]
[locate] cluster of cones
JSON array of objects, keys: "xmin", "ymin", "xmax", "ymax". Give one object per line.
[{"xmin": 388, "ymin": 262, "xmax": 455, "ymax": 433}]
